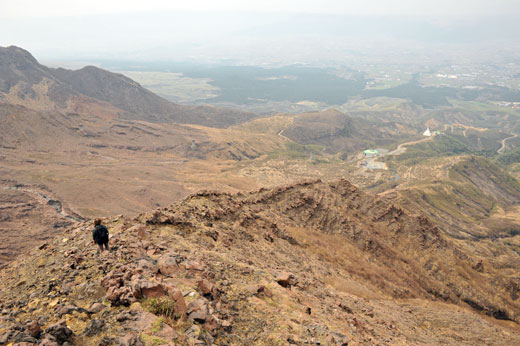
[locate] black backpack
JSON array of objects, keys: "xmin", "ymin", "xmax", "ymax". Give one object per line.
[{"xmin": 94, "ymin": 225, "xmax": 109, "ymax": 242}]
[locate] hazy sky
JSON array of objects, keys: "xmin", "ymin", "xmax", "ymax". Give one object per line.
[
  {"xmin": 1, "ymin": 0, "xmax": 519, "ymax": 63},
  {"xmin": 3, "ymin": 0, "xmax": 520, "ymax": 18}
]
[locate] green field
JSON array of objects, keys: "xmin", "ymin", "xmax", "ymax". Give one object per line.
[{"xmin": 119, "ymin": 71, "xmax": 219, "ymax": 103}]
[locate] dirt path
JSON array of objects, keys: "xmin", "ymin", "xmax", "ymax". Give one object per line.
[
  {"xmin": 387, "ymin": 136, "xmax": 433, "ymax": 156},
  {"xmin": 498, "ymin": 133, "xmax": 518, "ymax": 154},
  {"xmin": 277, "ymin": 128, "xmax": 291, "ymax": 141}
]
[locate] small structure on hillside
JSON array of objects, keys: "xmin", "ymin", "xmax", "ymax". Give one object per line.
[
  {"xmin": 363, "ymin": 149, "xmax": 379, "ymax": 157},
  {"xmin": 423, "ymin": 128, "xmax": 431, "ymax": 137}
]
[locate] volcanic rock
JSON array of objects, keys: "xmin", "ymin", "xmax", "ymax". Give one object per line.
[
  {"xmin": 276, "ymin": 272, "xmax": 298, "ymax": 288},
  {"xmin": 44, "ymin": 321, "xmax": 73, "ymax": 343}
]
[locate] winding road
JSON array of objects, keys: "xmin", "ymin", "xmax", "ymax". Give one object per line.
[
  {"xmin": 386, "ymin": 136, "xmax": 434, "ymax": 156},
  {"xmin": 497, "ymin": 133, "xmax": 518, "ymax": 155}
]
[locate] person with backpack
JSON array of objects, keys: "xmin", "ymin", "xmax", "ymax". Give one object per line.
[{"xmin": 92, "ymin": 218, "xmax": 110, "ymax": 252}]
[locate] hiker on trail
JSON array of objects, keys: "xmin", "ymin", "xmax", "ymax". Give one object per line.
[{"xmin": 92, "ymin": 218, "xmax": 110, "ymax": 252}]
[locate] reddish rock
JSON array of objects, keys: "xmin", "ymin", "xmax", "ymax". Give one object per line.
[
  {"xmin": 147, "ymin": 211, "xmax": 170, "ymax": 225},
  {"xmin": 154, "ymin": 322, "xmax": 177, "ymax": 340},
  {"xmin": 127, "ymin": 224, "xmax": 148, "ymax": 240},
  {"xmin": 276, "ymin": 272, "xmax": 298, "ymax": 288},
  {"xmin": 124, "ymin": 311, "xmax": 163, "ymax": 337},
  {"xmin": 55, "ymin": 304, "xmax": 78, "ymax": 317},
  {"xmin": 185, "ymin": 261, "xmax": 204, "ymax": 271},
  {"xmin": 119, "ymin": 334, "xmax": 144, "ymax": 346},
  {"xmin": 221, "ymin": 320, "xmax": 232, "ymax": 332},
  {"xmin": 187, "ymin": 299, "xmax": 209, "ymax": 323},
  {"xmin": 100, "ymin": 271, "xmax": 124, "ymax": 289},
  {"xmin": 136, "ymin": 259, "xmax": 159, "ymax": 274},
  {"xmin": 158, "ymin": 253, "xmax": 180, "ymax": 276},
  {"xmin": 106, "ymin": 286, "xmax": 135, "ymax": 305},
  {"xmin": 246, "ymin": 285, "xmax": 273, "ymax": 298},
  {"xmin": 132, "ymin": 280, "xmax": 167, "ymax": 299},
  {"xmin": 83, "ymin": 319, "xmax": 105, "ymax": 336},
  {"xmin": 88, "ymin": 302, "xmax": 105, "ymax": 313},
  {"xmin": 169, "ymin": 289, "xmax": 188, "ymax": 319},
  {"xmin": 25, "ymin": 320, "xmax": 41, "ymax": 338},
  {"xmin": 189, "ymin": 309, "xmax": 208, "ymax": 323},
  {"xmin": 45, "ymin": 321, "xmax": 73, "ymax": 343},
  {"xmin": 197, "ymin": 279, "xmax": 217, "ymax": 298},
  {"xmin": 203, "ymin": 316, "xmax": 218, "ymax": 332}
]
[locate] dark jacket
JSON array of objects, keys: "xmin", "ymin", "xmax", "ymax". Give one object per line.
[{"xmin": 93, "ymin": 225, "xmax": 109, "ymax": 244}]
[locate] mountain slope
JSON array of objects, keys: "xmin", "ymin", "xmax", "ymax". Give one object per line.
[
  {"xmin": 1, "ymin": 179, "xmax": 519, "ymax": 345},
  {"xmin": 0, "ymin": 46, "xmax": 255, "ymax": 127},
  {"xmin": 281, "ymin": 109, "xmax": 417, "ymax": 154}
]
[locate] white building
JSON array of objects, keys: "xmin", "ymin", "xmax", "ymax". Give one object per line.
[{"xmin": 423, "ymin": 128, "xmax": 431, "ymax": 137}]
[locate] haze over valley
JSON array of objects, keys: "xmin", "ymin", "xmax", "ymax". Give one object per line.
[{"xmin": 1, "ymin": 1, "xmax": 520, "ymax": 345}]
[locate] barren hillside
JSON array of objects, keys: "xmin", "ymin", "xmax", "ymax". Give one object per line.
[{"xmin": 1, "ymin": 180, "xmax": 519, "ymax": 345}]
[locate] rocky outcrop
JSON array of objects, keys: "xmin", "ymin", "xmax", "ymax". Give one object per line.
[{"xmin": 1, "ymin": 179, "xmax": 520, "ymax": 345}]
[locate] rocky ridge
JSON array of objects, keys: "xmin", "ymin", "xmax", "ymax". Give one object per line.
[{"xmin": 1, "ymin": 179, "xmax": 520, "ymax": 345}]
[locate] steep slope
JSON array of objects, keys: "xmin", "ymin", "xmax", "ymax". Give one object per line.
[
  {"xmin": 377, "ymin": 156, "xmax": 520, "ymax": 307},
  {"xmin": 1, "ymin": 180, "xmax": 519, "ymax": 345},
  {"xmin": 388, "ymin": 156, "xmax": 520, "ymax": 238},
  {"xmin": 50, "ymin": 66, "xmax": 255, "ymax": 126},
  {"xmin": 0, "ymin": 182, "xmax": 81, "ymax": 267},
  {"xmin": 0, "ymin": 46, "xmax": 255, "ymax": 127}
]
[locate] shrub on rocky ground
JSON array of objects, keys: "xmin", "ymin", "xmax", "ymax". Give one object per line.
[{"xmin": 142, "ymin": 297, "xmax": 179, "ymax": 320}]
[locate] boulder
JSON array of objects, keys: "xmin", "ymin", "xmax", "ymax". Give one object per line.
[
  {"xmin": 106, "ymin": 286, "xmax": 135, "ymax": 306},
  {"xmin": 197, "ymin": 279, "xmax": 217, "ymax": 298},
  {"xmin": 187, "ymin": 299, "xmax": 209, "ymax": 323},
  {"xmin": 25, "ymin": 320, "xmax": 41, "ymax": 338},
  {"xmin": 135, "ymin": 259, "xmax": 159, "ymax": 274},
  {"xmin": 45, "ymin": 321, "xmax": 73, "ymax": 344},
  {"xmin": 132, "ymin": 280, "xmax": 167, "ymax": 299},
  {"xmin": 83, "ymin": 319, "xmax": 104, "ymax": 336},
  {"xmin": 246, "ymin": 285, "xmax": 273, "ymax": 298},
  {"xmin": 169, "ymin": 289, "xmax": 188, "ymax": 319},
  {"xmin": 147, "ymin": 211, "xmax": 170, "ymax": 225},
  {"xmin": 88, "ymin": 302, "xmax": 105, "ymax": 314},
  {"xmin": 55, "ymin": 304, "xmax": 78, "ymax": 317},
  {"xmin": 153, "ymin": 322, "xmax": 177, "ymax": 340},
  {"xmin": 158, "ymin": 253, "xmax": 180, "ymax": 276},
  {"xmin": 185, "ymin": 261, "xmax": 204, "ymax": 271},
  {"xmin": 189, "ymin": 309, "xmax": 208, "ymax": 323},
  {"xmin": 276, "ymin": 272, "xmax": 298, "ymax": 288}
]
